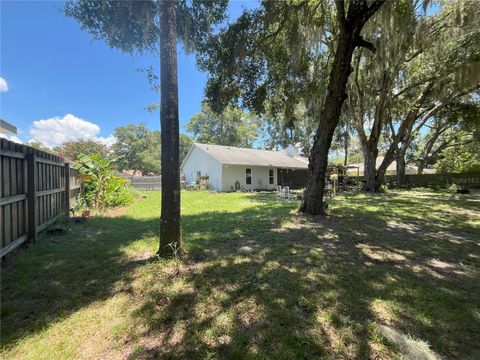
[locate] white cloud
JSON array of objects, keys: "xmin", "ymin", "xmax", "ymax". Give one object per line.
[
  {"xmin": 0, "ymin": 133, "xmax": 23, "ymax": 144},
  {"xmin": 97, "ymin": 135, "xmax": 117, "ymax": 147},
  {"xmin": 29, "ymin": 114, "xmax": 114, "ymax": 148},
  {"xmin": 0, "ymin": 77, "xmax": 9, "ymax": 92}
]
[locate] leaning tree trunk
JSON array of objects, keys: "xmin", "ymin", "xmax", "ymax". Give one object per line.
[
  {"xmin": 158, "ymin": 0, "xmax": 181, "ymax": 257},
  {"xmin": 417, "ymin": 161, "xmax": 425, "ymax": 174},
  {"xmin": 300, "ymin": 33, "xmax": 357, "ymax": 215},
  {"xmin": 300, "ymin": 0, "xmax": 385, "ymax": 215},
  {"xmin": 301, "ymin": 128, "xmax": 337, "ymax": 215}
]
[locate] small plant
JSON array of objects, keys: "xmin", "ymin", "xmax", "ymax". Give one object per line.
[
  {"xmin": 167, "ymin": 241, "xmax": 184, "ymax": 273},
  {"xmin": 448, "ymin": 183, "xmax": 458, "ymax": 194},
  {"xmin": 72, "ymin": 198, "xmax": 86, "ymax": 212},
  {"xmin": 379, "ymin": 184, "xmax": 388, "ymax": 193}
]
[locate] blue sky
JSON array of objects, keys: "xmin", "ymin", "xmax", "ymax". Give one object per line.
[{"xmin": 0, "ymin": 0, "xmax": 258, "ymax": 146}]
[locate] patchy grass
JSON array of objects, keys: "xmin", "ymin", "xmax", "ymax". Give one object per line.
[{"xmin": 1, "ymin": 190, "xmax": 479, "ymax": 359}]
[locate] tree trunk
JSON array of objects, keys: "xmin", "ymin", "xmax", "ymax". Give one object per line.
[
  {"xmin": 300, "ymin": 31, "xmax": 357, "ymax": 215},
  {"xmin": 417, "ymin": 162, "xmax": 425, "ymax": 174},
  {"xmin": 396, "ymin": 154, "xmax": 406, "ymax": 186},
  {"xmin": 301, "ymin": 130, "xmax": 335, "ymax": 215},
  {"xmin": 300, "ymin": 0, "xmax": 385, "ymax": 214},
  {"xmin": 377, "ymin": 83, "xmax": 435, "ymax": 185},
  {"xmin": 343, "ymin": 133, "xmax": 349, "ymax": 167},
  {"xmin": 363, "ymin": 146, "xmax": 377, "ymax": 191},
  {"xmin": 158, "ymin": 0, "xmax": 181, "ymax": 257},
  {"xmin": 358, "ymin": 70, "xmax": 390, "ymax": 192},
  {"xmin": 376, "ymin": 147, "xmax": 396, "ymax": 190}
]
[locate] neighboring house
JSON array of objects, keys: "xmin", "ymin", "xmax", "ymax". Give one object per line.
[
  {"xmin": 346, "ymin": 156, "xmax": 435, "ymax": 176},
  {"xmin": 0, "ymin": 119, "xmax": 17, "ymax": 135},
  {"xmin": 181, "ymin": 143, "xmax": 309, "ymax": 191}
]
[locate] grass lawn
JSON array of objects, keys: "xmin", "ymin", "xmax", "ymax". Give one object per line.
[{"xmin": 1, "ymin": 190, "xmax": 479, "ymax": 359}]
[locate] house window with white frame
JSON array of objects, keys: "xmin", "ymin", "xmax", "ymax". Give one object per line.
[{"xmin": 269, "ymin": 169, "xmax": 274, "ymax": 184}]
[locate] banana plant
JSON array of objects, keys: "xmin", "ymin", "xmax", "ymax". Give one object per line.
[{"xmin": 74, "ymin": 153, "xmax": 131, "ymax": 209}]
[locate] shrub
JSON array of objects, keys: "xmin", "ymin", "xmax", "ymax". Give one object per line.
[
  {"xmin": 448, "ymin": 183, "xmax": 458, "ymax": 194},
  {"xmin": 75, "ymin": 153, "xmax": 134, "ymax": 210},
  {"xmin": 379, "ymin": 184, "xmax": 388, "ymax": 193}
]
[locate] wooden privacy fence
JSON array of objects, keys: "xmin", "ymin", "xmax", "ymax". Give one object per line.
[{"xmin": 1, "ymin": 138, "xmax": 81, "ymax": 257}]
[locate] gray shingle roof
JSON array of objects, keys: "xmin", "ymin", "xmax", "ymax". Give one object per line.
[
  {"xmin": 0, "ymin": 119, "xmax": 17, "ymax": 135},
  {"xmin": 194, "ymin": 143, "xmax": 308, "ymax": 169},
  {"xmin": 347, "ymin": 156, "xmax": 418, "ymax": 172}
]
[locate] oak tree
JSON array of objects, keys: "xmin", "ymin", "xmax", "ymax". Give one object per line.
[{"xmin": 199, "ymin": 0, "xmax": 384, "ymax": 215}]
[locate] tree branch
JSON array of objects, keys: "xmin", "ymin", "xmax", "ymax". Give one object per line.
[
  {"xmin": 405, "ymin": 48, "xmax": 423, "ymax": 62},
  {"xmin": 365, "ymin": 0, "xmax": 386, "ymax": 20},
  {"xmin": 356, "ymin": 36, "xmax": 376, "ymax": 52},
  {"xmin": 335, "ymin": 0, "xmax": 347, "ymax": 30},
  {"xmin": 393, "ymin": 75, "xmax": 438, "ymax": 99}
]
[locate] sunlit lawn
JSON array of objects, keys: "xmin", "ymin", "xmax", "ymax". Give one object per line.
[{"xmin": 1, "ymin": 189, "xmax": 479, "ymax": 359}]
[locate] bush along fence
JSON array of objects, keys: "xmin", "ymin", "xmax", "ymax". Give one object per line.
[
  {"xmin": 0, "ymin": 138, "xmax": 81, "ymax": 257},
  {"xmin": 383, "ymin": 172, "xmax": 480, "ymax": 189}
]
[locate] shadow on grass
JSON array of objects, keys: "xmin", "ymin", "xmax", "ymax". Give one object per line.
[
  {"xmin": 128, "ymin": 193, "xmax": 479, "ymax": 359},
  {"xmin": 0, "ymin": 214, "xmax": 159, "ymax": 348},
  {"xmin": 1, "ymin": 191, "xmax": 479, "ymax": 359}
]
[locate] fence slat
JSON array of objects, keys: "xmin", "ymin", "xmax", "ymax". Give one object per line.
[
  {"xmin": 35, "ymin": 187, "xmax": 66, "ymax": 197},
  {"xmin": 4, "ymin": 204, "xmax": 12, "ymax": 247},
  {"xmin": 3, "ymin": 157, "xmax": 10, "ymax": 197},
  {"xmin": 0, "ymin": 194, "xmax": 27, "ymax": 206},
  {"xmin": 10, "ymin": 158, "xmax": 17, "ymax": 195},
  {"xmin": 26, "ymin": 152, "xmax": 37, "ymax": 244},
  {"xmin": 0, "ymin": 234, "xmax": 28, "ymax": 258},
  {"xmin": 65, "ymin": 163, "xmax": 71, "ymax": 217}
]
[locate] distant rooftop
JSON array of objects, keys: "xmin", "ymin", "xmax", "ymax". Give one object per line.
[
  {"xmin": 347, "ymin": 156, "xmax": 418, "ymax": 172},
  {"xmin": 0, "ymin": 119, "xmax": 17, "ymax": 135},
  {"xmin": 192, "ymin": 143, "xmax": 309, "ymax": 169}
]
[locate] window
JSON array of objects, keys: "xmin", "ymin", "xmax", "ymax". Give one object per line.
[
  {"xmin": 246, "ymin": 168, "xmax": 252, "ymax": 185},
  {"xmin": 269, "ymin": 169, "xmax": 274, "ymax": 185}
]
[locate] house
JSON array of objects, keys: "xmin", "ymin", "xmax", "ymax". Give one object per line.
[
  {"xmin": 0, "ymin": 119, "xmax": 17, "ymax": 135},
  {"xmin": 346, "ymin": 156, "xmax": 435, "ymax": 176},
  {"xmin": 181, "ymin": 143, "xmax": 309, "ymax": 191}
]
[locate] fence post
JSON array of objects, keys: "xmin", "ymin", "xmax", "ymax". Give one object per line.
[
  {"xmin": 26, "ymin": 152, "xmax": 37, "ymax": 243},
  {"xmin": 65, "ymin": 162, "xmax": 70, "ymax": 218}
]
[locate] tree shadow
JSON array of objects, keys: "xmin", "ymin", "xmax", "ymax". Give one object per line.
[
  {"xmin": 128, "ymin": 193, "xmax": 480, "ymax": 359},
  {"xmin": 0, "ymin": 214, "xmax": 159, "ymax": 348},
  {"xmin": 1, "ymin": 191, "xmax": 478, "ymax": 359}
]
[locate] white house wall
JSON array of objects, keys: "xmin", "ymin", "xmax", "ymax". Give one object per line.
[
  {"xmin": 181, "ymin": 146, "xmax": 223, "ymax": 191},
  {"xmin": 221, "ymin": 165, "xmax": 277, "ymax": 191}
]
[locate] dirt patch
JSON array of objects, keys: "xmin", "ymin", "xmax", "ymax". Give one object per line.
[{"xmin": 104, "ymin": 206, "xmax": 127, "ymax": 217}]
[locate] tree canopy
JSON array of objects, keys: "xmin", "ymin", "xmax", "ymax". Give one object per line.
[
  {"xmin": 65, "ymin": 0, "xmax": 228, "ymax": 55},
  {"xmin": 186, "ymin": 103, "xmax": 259, "ymax": 148},
  {"xmin": 54, "ymin": 138, "xmax": 110, "ymax": 161},
  {"xmin": 110, "ymin": 123, "xmax": 192, "ymax": 175}
]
